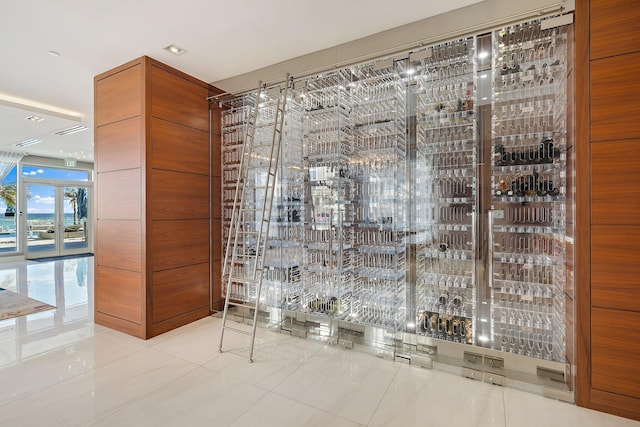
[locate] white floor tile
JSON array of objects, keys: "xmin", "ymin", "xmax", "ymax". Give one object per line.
[
  {"xmin": 203, "ymin": 333, "xmax": 326, "ymax": 390},
  {"xmin": 0, "ymin": 328, "xmax": 147, "ymax": 406},
  {"xmin": 273, "ymin": 346, "xmax": 399, "ymax": 425},
  {"xmin": 503, "ymin": 387, "xmax": 640, "ymax": 427},
  {"xmin": 0, "ymin": 347, "xmax": 198, "ymax": 426},
  {"xmin": 93, "ymin": 367, "xmax": 267, "ymax": 427},
  {"xmin": 231, "ymin": 392, "xmax": 363, "ymax": 427},
  {"xmin": 369, "ymin": 367, "xmax": 505, "ymax": 427}
]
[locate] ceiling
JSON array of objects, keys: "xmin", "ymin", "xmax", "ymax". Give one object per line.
[{"xmin": 0, "ymin": 0, "xmax": 481, "ymax": 163}]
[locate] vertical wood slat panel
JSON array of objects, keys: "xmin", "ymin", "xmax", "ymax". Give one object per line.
[
  {"xmin": 96, "ymin": 117, "xmax": 142, "ymax": 173},
  {"xmin": 151, "ymin": 219, "xmax": 209, "ymax": 271},
  {"xmin": 590, "ymin": 0, "xmax": 640, "ymax": 60},
  {"xmin": 96, "ymin": 266, "xmax": 143, "ymax": 324},
  {"xmin": 591, "ymin": 308, "xmax": 640, "ymax": 400},
  {"xmin": 574, "ymin": 0, "xmax": 591, "ymax": 408},
  {"xmin": 150, "ymin": 117, "xmax": 209, "ymax": 176},
  {"xmin": 150, "ymin": 65, "xmax": 210, "ymax": 131},
  {"xmin": 590, "ymin": 53, "xmax": 640, "ymax": 142},
  {"xmin": 151, "ymin": 263, "xmax": 210, "ymax": 323},
  {"xmin": 591, "ymin": 140, "xmax": 640, "ymax": 225},
  {"xmin": 96, "ymin": 169, "xmax": 142, "ymax": 220},
  {"xmin": 95, "ymin": 219, "xmax": 142, "ymax": 272},
  {"xmin": 95, "ymin": 63, "xmax": 143, "ymax": 127},
  {"xmin": 151, "ymin": 170, "xmax": 209, "ymax": 220},
  {"xmin": 592, "ymin": 225, "xmax": 640, "ymax": 312}
]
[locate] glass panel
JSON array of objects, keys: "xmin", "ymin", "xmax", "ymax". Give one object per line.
[
  {"xmin": 63, "ymin": 187, "xmax": 89, "ymax": 252},
  {"xmin": 0, "ymin": 166, "xmax": 18, "ymax": 254},
  {"xmin": 489, "ymin": 21, "xmax": 569, "ymax": 361},
  {"xmin": 413, "ymin": 37, "xmax": 478, "ymax": 345},
  {"xmin": 21, "ymin": 166, "xmax": 89, "ymax": 181},
  {"xmin": 26, "ymin": 184, "xmax": 56, "ymax": 255}
]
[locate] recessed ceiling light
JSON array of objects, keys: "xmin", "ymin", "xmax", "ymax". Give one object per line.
[
  {"xmin": 54, "ymin": 125, "xmax": 88, "ymax": 136},
  {"xmin": 15, "ymin": 138, "xmax": 42, "ymax": 147},
  {"xmin": 48, "ymin": 50, "xmax": 61, "ymax": 57},
  {"xmin": 164, "ymin": 44, "xmax": 186, "ymax": 56},
  {"xmin": 25, "ymin": 115, "xmax": 44, "ymax": 122}
]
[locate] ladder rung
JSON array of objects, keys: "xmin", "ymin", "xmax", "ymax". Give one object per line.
[
  {"xmin": 222, "ymin": 325, "xmax": 252, "ymax": 336},
  {"xmin": 227, "ymin": 301, "xmax": 256, "ymax": 308},
  {"xmin": 228, "ymin": 277, "xmax": 257, "ymax": 284}
]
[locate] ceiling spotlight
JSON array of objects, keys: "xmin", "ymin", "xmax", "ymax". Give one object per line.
[
  {"xmin": 164, "ymin": 44, "xmax": 186, "ymax": 56},
  {"xmin": 25, "ymin": 115, "xmax": 44, "ymax": 122}
]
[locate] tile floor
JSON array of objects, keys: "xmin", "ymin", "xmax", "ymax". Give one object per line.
[{"xmin": 0, "ymin": 256, "xmax": 638, "ymax": 426}]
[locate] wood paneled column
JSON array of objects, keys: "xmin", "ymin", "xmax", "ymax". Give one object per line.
[{"xmin": 94, "ymin": 56, "xmax": 222, "ymax": 338}]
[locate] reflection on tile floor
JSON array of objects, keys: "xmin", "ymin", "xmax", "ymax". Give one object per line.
[{"xmin": 0, "ymin": 256, "xmax": 638, "ymax": 426}]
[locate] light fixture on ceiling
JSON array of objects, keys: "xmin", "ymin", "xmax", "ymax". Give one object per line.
[
  {"xmin": 0, "ymin": 93, "xmax": 81, "ymax": 121},
  {"xmin": 54, "ymin": 125, "xmax": 88, "ymax": 136},
  {"xmin": 15, "ymin": 138, "xmax": 42, "ymax": 147},
  {"xmin": 25, "ymin": 115, "xmax": 44, "ymax": 122},
  {"xmin": 164, "ymin": 44, "xmax": 186, "ymax": 56}
]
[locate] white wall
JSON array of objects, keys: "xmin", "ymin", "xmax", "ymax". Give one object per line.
[{"xmin": 213, "ymin": 0, "xmax": 574, "ymax": 94}]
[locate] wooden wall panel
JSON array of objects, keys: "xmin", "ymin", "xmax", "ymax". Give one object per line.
[
  {"xmin": 96, "ymin": 117, "xmax": 142, "ymax": 173},
  {"xmin": 592, "ymin": 308, "xmax": 640, "ymax": 400},
  {"xmin": 151, "ymin": 219, "xmax": 209, "ymax": 271},
  {"xmin": 95, "ymin": 63, "xmax": 143, "ymax": 127},
  {"xmin": 591, "ymin": 53, "xmax": 640, "ymax": 142},
  {"xmin": 150, "ymin": 64, "xmax": 210, "ymax": 131},
  {"xmin": 591, "ymin": 140, "xmax": 640, "ymax": 224},
  {"xmin": 592, "ymin": 225, "xmax": 640, "ymax": 312},
  {"xmin": 96, "ymin": 220, "xmax": 142, "ymax": 272},
  {"xmin": 150, "ymin": 118, "xmax": 209, "ymax": 175},
  {"xmin": 96, "ymin": 169, "xmax": 142, "ymax": 220},
  {"xmin": 590, "ymin": 0, "xmax": 640, "ymax": 60},
  {"xmin": 96, "ymin": 266, "xmax": 143, "ymax": 324},
  {"xmin": 590, "ymin": 389, "xmax": 640, "ymax": 422},
  {"xmin": 150, "ymin": 170, "xmax": 209, "ymax": 220},
  {"xmin": 151, "ymin": 263, "xmax": 210, "ymax": 323},
  {"xmin": 575, "ymin": 0, "xmax": 591, "ymax": 408}
]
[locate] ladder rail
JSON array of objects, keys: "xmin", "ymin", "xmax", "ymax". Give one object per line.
[
  {"xmin": 219, "ymin": 76, "xmax": 291, "ymax": 363},
  {"xmin": 223, "ymin": 84, "xmax": 263, "ymax": 277},
  {"xmin": 219, "ymin": 82, "xmax": 263, "ymax": 358},
  {"xmin": 248, "ymin": 79, "xmax": 290, "ymax": 361}
]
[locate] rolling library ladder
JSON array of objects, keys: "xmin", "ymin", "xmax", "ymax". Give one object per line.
[{"xmin": 219, "ymin": 78, "xmax": 290, "ymax": 362}]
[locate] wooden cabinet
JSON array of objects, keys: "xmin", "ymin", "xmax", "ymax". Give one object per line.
[{"xmin": 94, "ymin": 56, "xmax": 222, "ymax": 339}]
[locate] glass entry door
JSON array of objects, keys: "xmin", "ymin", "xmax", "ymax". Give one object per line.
[{"xmin": 24, "ymin": 184, "xmax": 90, "ymax": 259}]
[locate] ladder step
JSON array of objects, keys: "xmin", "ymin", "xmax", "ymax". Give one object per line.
[
  {"xmin": 228, "ymin": 276, "xmax": 258, "ymax": 284},
  {"xmin": 227, "ymin": 301, "xmax": 256, "ymax": 308},
  {"xmin": 222, "ymin": 325, "xmax": 252, "ymax": 336}
]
